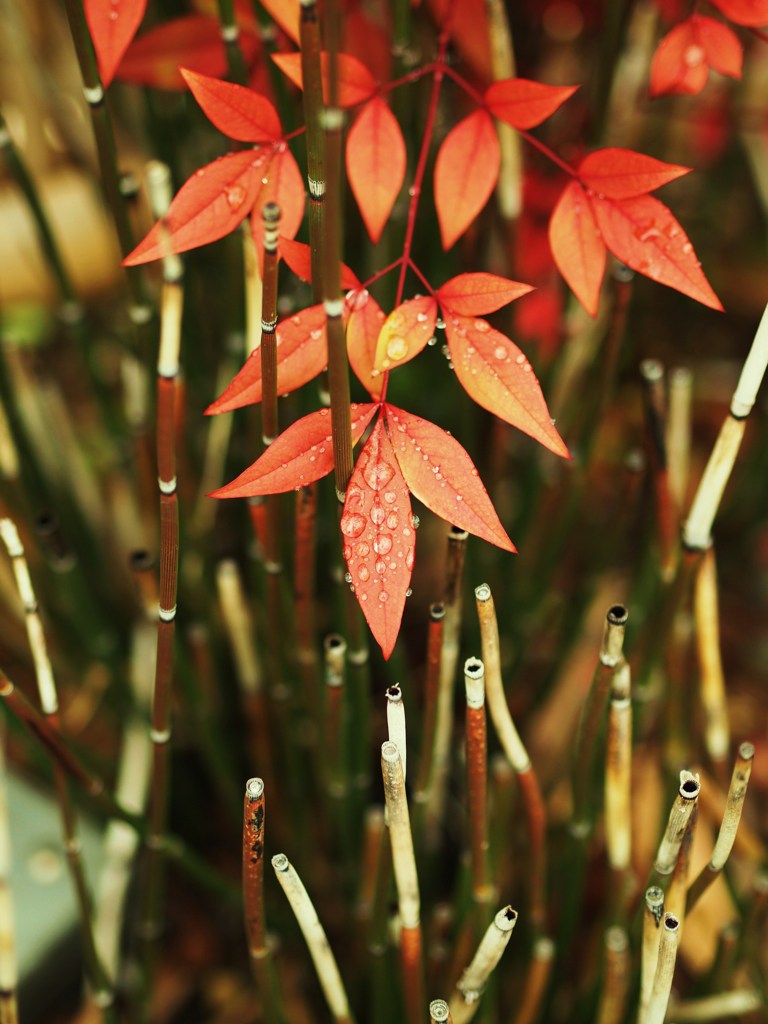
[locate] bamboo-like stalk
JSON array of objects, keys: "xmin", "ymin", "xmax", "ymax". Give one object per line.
[
  {"xmin": 381, "ymin": 740, "xmax": 424, "ymax": 1024},
  {"xmin": 464, "ymin": 658, "xmax": 491, "ymax": 913},
  {"xmin": 639, "ymin": 886, "xmax": 664, "ymax": 1024},
  {"xmin": 687, "ymin": 742, "xmax": 754, "ymax": 911},
  {"xmin": 596, "ymin": 926, "xmax": 630, "ymax": 1024},
  {"xmin": 430, "ymin": 998, "xmax": 453, "ymax": 1023},
  {"xmin": 386, "ymin": 683, "xmax": 407, "ymax": 781},
  {"xmin": 0, "ymin": 726, "xmax": 19, "ymax": 1024},
  {"xmin": 243, "ymin": 223, "xmax": 263, "ymax": 356},
  {"xmin": 427, "ymin": 529, "xmax": 468, "ymax": 840},
  {"xmin": 666, "ymin": 989, "xmax": 763, "ymax": 1021},
  {"xmin": 215, "ymin": 0, "xmax": 248, "ymax": 83},
  {"xmin": 665, "ymin": 803, "xmax": 697, "ymax": 923},
  {"xmin": 475, "ymin": 583, "xmax": 547, "ymax": 933},
  {"xmin": 605, "ymin": 660, "xmax": 632, "ymax": 876},
  {"xmin": 483, "ymin": 0, "xmax": 522, "ymax": 220},
  {"xmin": 129, "ymin": 549, "xmax": 160, "ymax": 620},
  {"xmin": 260, "ymin": 202, "xmax": 280, "ymax": 446},
  {"xmin": 356, "ymin": 806, "xmax": 386, "ymax": 932},
  {"xmin": 299, "ymin": 0, "xmax": 326, "ymax": 298},
  {"xmin": 683, "ymin": 301, "xmax": 768, "ymax": 552},
  {"xmin": 654, "ymin": 770, "xmax": 700, "ymax": 876},
  {"xmin": 511, "ymin": 936, "xmax": 555, "ymax": 1024},
  {"xmin": 271, "ymin": 854, "xmax": 353, "ymax": 1023},
  {"xmin": 643, "ymin": 912, "xmax": 680, "ymax": 1024},
  {"xmin": 449, "ymin": 906, "xmax": 518, "ymax": 1024},
  {"xmin": 0, "ymin": 519, "xmax": 114, "ymax": 1012},
  {"xmin": 243, "ymin": 779, "xmax": 285, "ymax": 1023},
  {"xmin": 413, "ymin": 602, "xmax": 444, "ymax": 824},
  {"xmin": 640, "ymin": 359, "xmax": 678, "ymax": 580},
  {"xmin": 324, "ymin": 635, "xmax": 350, "ymax": 849},
  {"xmin": 216, "ymin": 560, "xmax": 263, "ymax": 695},
  {"xmin": 295, "ymin": 485, "xmax": 321, "ymax": 723},
  {"xmin": 666, "ymin": 366, "xmax": 693, "ymax": 511},
  {"xmin": 693, "ymin": 547, "xmax": 730, "ymax": 772}
]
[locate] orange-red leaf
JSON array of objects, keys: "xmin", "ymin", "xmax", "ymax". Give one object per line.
[
  {"xmin": 271, "ymin": 51, "xmax": 376, "ymax": 107},
  {"xmin": 549, "ymin": 180, "xmax": 606, "ymax": 318},
  {"xmin": 373, "ymin": 296, "xmax": 438, "ymax": 373},
  {"xmin": 589, "ymin": 193, "xmax": 724, "ymax": 311},
  {"xmin": 434, "ymin": 110, "xmax": 500, "ymax": 249},
  {"xmin": 444, "ymin": 316, "xmax": 570, "ymax": 458},
  {"xmin": 211, "ymin": 403, "xmax": 377, "ymax": 497},
  {"xmin": 118, "ymin": 16, "xmax": 259, "ymax": 90},
  {"xmin": 708, "ymin": 0, "xmax": 768, "ymax": 24},
  {"xmin": 649, "ymin": 17, "xmax": 713, "ymax": 97},
  {"xmin": 578, "ymin": 148, "xmax": 690, "ymax": 199},
  {"xmin": 485, "ymin": 78, "xmax": 578, "ymax": 129},
  {"xmin": 437, "ymin": 273, "xmax": 533, "ymax": 316},
  {"xmin": 346, "ymin": 290, "xmax": 386, "ymax": 398},
  {"xmin": 249, "ymin": 146, "xmax": 305, "ymax": 246},
  {"xmin": 85, "ymin": 0, "xmax": 147, "ymax": 86},
  {"xmin": 123, "ymin": 150, "xmax": 263, "ymax": 265},
  {"xmin": 696, "ymin": 16, "xmax": 743, "ymax": 76},
  {"xmin": 180, "ymin": 68, "xmax": 281, "ymax": 141},
  {"xmin": 260, "ymin": 0, "xmax": 300, "ymax": 40},
  {"xmin": 206, "ymin": 304, "xmax": 328, "ymax": 413},
  {"xmin": 346, "ymin": 98, "xmax": 406, "ymax": 244},
  {"xmin": 279, "ymin": 238, "xmax": 360, "ymax": 289},
  {"xmin": 385, "ymin": 404, "xmax": 515, "ymax": 552},
  {"xmin": 341, "ymin": 419, "xmax": 415, "ymax": 660}
]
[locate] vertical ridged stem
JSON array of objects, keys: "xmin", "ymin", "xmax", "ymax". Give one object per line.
[
  {"xmin": 414, "ymin": 603, "xmax": 444, "ymax": 824},
  {"xmin": 381, "ymin": 741, "xmax": 424, "ymax": 1024},
  {"xmin": 605, "ymin": 661, "xmax": 632, "ymax": 908},
  {"xmin": 449, "ymin": 906, "xmax": 518, "ymax": 1024},
  {"xmin": 475, "ymin": 583, "xmax": 547, "ymax": 934},
  {"xmin": 271, "ymin": 854, "xmax": 353, "ymax": 1023},
  {"xmin": 0, "ymin": 728, "xmax": 18, "ymax": 1024},
  {"xmin": 294, "ymin": 485, "xmax": 322, "ymax": 724},
  {"xmin": 215, "ymin": 0, "xmax": 248, "ymax": 83},
  {"xmin": 640, "ymin": 360, "xmax": 678, "ymax": 581},
  {"xmin": 596, "ymin": 926, "xmax": 630, "ymax": 1024},
  {"xmin": 386, "ymin": 683, "xmax": 407, "ymax": 780},
  {"xmin": 243, "ymin": 224, "xmax": 263, "ymax": 356},
  {"xmin": 693, "ymin": 547, "xmax": 730, "ymax": 773},
  {"xmin": 0, "ymin": 520, "xmax": 114, "ymax": 1013},
  {"xmin": 299, "ymin": 0, "xmax": 326, "ymax": 298},
  {"xmin": 643, "ymin": 913, "xmax": 680, "ymax": 1024},
  {"xmin": 427, "ymin": 528, "xmax": 467, "ymax": 840},
  {"xmin": 511, "ymin": 936, "xmax": 555, "ymax": 1024},
  {"xmin": 356, "ymin": 806, "xmax": 386, "ymax": 933},
  {"xmin": 464, "ymin": 659, "xmax": 492, "ymax": 918},
  {"xmin": 141, "ymin": 167, "xmax": 182, "ymax": 957},
  {"xmin": 325, "ymin": 635, "xmax": 351, "ymax": 851},
  {"xmin": 687, "ymin": 742, "xmax": 755, "ymax": 911},
  {"xmin": 653, "ymin": 771, "xmax": 700, "ymax": 877},
  {"xmin": 666, "ymin": 803, "xmax": 697, "ymax": 923},
  {"xmin": 639, "ymin": 887, "xmax": 665, "ymax": 1024},
  {"xmin": 666, "ymin": 366, "xmax": 693, "ymax": 510},
  {"xmin": 483, "ymin": 0, "xmax": 522, "ymax": 220},
  {"xmin": 243, "ymin": 779, "xmax": 285, "ymax": 1024}
]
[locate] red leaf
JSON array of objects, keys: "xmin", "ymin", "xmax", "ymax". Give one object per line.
[
  {"xmin": 206, "ymin": 304, "xmax": 328, "ymax": 413},
  {"xmin": 444, "ymin": 316, "xmax": 570, "ymax": 458},
  {"xmin": 434, "ymin": 110, "xmax": 500, "ymax": 249},
  {"xmin": 424, "ymin": 0, "xmax": 493, "ymax": 80},
  {"xmin": 271, "ymin": 51, "xmax": 376, "ymax": 107},
  {"xmin": 249, "ymin": 146, "xmax": 305, "ymax": 246},
  {"xmin": 279, "ymin": 238, "xmax": 360, "ymax": 289},
  {"xmin": 649, "ymin": 18, "xmax": 711, "ymax": 97},
  {"xmin": 485, "ymin": 78, "xmax": 578, "ymax": 130},
  {"xmin": 123, "ymin": 150, "xmax": 263, "ymax": 264},
  {"xmin": 85, "ymin": 0, "xmax": 147, "ymax": 86},
  {"xmin": 343, "ymin": 7, "xmax": 392, "ymax": 89},
  {"xmin": 548, "ymin": 180, "xmax": 607, "ymax": 317},
  {"xmin": 117, "ymin": 16, "xmax": 259, "ymax": 90},
  {"xmin": 373, "ymin": 296, "xmax": 439, "ymax": 373},
  {"xmin": 589, "ymin": 193, "xmax": 724, "ymax": 311},
  {"xmin": 578, "ymin": 148, "xmax": 690, "ymax": 199},
  {"xmin": 260, "ymin": 0, "xmax": 300, "ymax": 41},
  {"xmin": 437, "ymin": 273, "xmax": 533, "ymax": 316},
  {"xmin": 708, "ymin": 0, "xmax": 768, "ymax": 24},
  {"xmin": 346, "ymin": 98, "xmax": 406, "ymax": 244},
  {"xmin": 180, "ymin": 68, "xmax": 282, "ymax": 142},
  {"xmin": 696, "ymin": 17, "xmax": 743, "ymax": 77},
  {"xmin": 346, "ymin": 290, "xmax": 386, "ymax": 399},
  {"xmin": 211, "ymin": 403, "xmax": 377, "ymax": 497},
  {"xmin": 341, "ymin": 419, "xmax": 415, "ymax": 660},
  {"xmin": 385, "ymin": 404, "xmax": 515, "ymax": 552}
]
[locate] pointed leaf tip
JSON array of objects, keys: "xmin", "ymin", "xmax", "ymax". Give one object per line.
[
  {"xmin": 578, "ymin": 148, "xmax": 691, "ymax": 199},
  {"xmin": 485, "ymin": 78, "xmax": 578, "ymax": 129},
  {"xmin": 180, "ymin": 68, "xmax": 282, "ymax": 142},
  {"xmin": 549, "ymin": 180, "xmax": 606, "ymax": 317},
  {"xmin": 347, "ymin": 97, "xmax": 406, "ymax": 244},
  {"xmin": 437, "ymin": 273, "xmax": 534, "ymax": 316},
  {"xmin": 434, "ymin": 109, "xmax": 500, "ymax": 249},
  {"xmin": 85, "ymin": 0, "xmax": 147, "ymax": 86}
]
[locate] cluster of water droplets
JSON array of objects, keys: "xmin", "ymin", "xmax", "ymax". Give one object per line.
[
  {"xmin": 375, "ymin": 301, "xmax": 437, "ymax": 372},
  {"xmin": 109, "ymin": 0, "xmax": 120, "ymax": 20}
]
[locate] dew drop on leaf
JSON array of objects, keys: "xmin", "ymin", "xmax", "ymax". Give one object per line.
[
  {"xmin": 474, "ymin": 319, "xmax": 490, "ymax": 333},
  {"xmin": 374, "ymin": 534, "xmax": 393, "ymax": 555},
  {"xmin": 386, "ymin": 336, "xmax": 408, "ymax": 360},
  {"xmin": 226, "ymin": 185, "xmax": 246, "ymax": 211},
  {"xmin": 363, "ymin": 461, "xmax": 395, "ymax": 491},
  {"xmin": 356, "ymin": 541, "xmax": 370, "ymax": 557},
  {"xmin": 386, "ymin": 512, "xmax": 399, "ymax": 529},
  {"xmin": 405, "ymin": 550, "xmax": 415, "ymax": 570},
  {"xmin": 358, "ymin": 566, "xmax": 370, "ymax": 581},
  {"xmin": 347, "ymin": 288, "xmax": 369, "ymax": 311},
  {"xmin": 684, "ymin": 44, "xmax": 705, "ymax": 67},
  {"xmin": 375, "ymin": 559, "xmax": 387, "ymax": 575},
  {"xmin": 341, "ymin": 513, "xmax": 366, "ymax": 538},
  {"xmin": 344, "ymin": 572, "xmax": 353, "ymax": 583},
  {"xmin": 383, "ymin": 491, "xmax": 397, "ymax": 504},
  {"xmin": 379, "ymin": 590, "xmax": 389, "ymax": 602},
  {"xmin": 371, "ymin": 506, "xmax": 386, "ymax": 525}
]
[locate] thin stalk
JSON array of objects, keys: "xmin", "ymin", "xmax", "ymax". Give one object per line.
[
  {"xmin": 475, "ymin": 583, "xmax": 547, "ymax": 934},
  {"xmin": 299, "ymin": 0, "xmax": 326, "ymax": 298},
  {"xmin": 697, "ymin": 767, "xmax": 765, "ymax": 863},
  {"xmin": 0, "ymin": 727, "xmax": 19, "ymax": 1024},
  {"xmin": 643, "ymin": 913, "xmax": 680, "ymax": 1024},
  {"xmin": 243, "ymin": 779, "xmax": 285, "ymax": 1024},
  {"xmin": 381, "ymin": 741, "xmax": 424, "ymax": 1024},
  {"xmin": 666, "ymin": 990, "xmax": 763, "ymax": 1021},
  {"xmin": 653, "ymin": 771, "xmax": 700, "ymax": 877},
  {"xmin": 693, "ymin": 547, "xmax": 730, "ymax": 774},
  {"xmin": 271, "ymin": 854, "xmax": 354, "ymax": 1023},
  {"xmin": 294, "ymin": 485, "xmax": 321, "ymax": 724},
  {"xmin": 430, "ymin": 1000, "xmax": 454, "ymax": 1023},
  {"xmin": 426, "ymin": 528, "xmax": 468, "ymax": 842},
  {"xmin": 463, "ymin": 658, "xmax": 492, "ymax": 919},
  {"xmin": 356, "ymin": 806, "xmax": 386, "ymax": 935},
  {"xmin": 243, "ymin": 224, "xmax": 263, "ymax": 356},
  {"xmin": 386, "ymin": 683, "xmax": 407, "ymax": 779},
  {"xmin": 449, "ymin": 906, "xmax": 518, "ymax": 1024},
  {"xmin": 639, "ymin": 887, "xmax": 665, "ymax": 1024},
  {"xmin": 413, "ymin": 603, "xmax": 444, "ymax": 826},
  {"xmin": 605, "ymin": 661, "xmax": 632, "ymax": 915},
  {"xmin": 665, "ymin": 804, "xmax": 697, "ymax": 923},
  {"xmin": 666, "ymin": 366, "xmax": 693, "ymax": 511},
  {"xmin": 483, "ymin": 0, "xmax": 522, "ymax": 220},
  {"xmin": 511, "ymin": 937, "xmax": 555, "ymax": 1024},
  {"xmin": 325, "ymin": 634, "xmax": 352, "ymax": 856},
  {"xmin": 129, "ymin": 549, "xmax": 159, "ymax": 619},
  {"xmin": 640, "ymin": 359, "xmax": 678, "ymax": 581},
  {"xmin": 687, "ymin": 742, "xmax": 755, "ymax": 912},
  {"xmin": 595, "ymin": 926, "xmax": 630, "ymax": 1024},
  {"xmin": 215, "ymin": 0, "xmax": 248, "ymax": 83}
]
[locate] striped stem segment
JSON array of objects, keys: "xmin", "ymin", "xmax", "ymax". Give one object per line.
[
  {"xmin": 463, "ymin": 658, "xmax": 492, "ymax": 917},
  {"xmin": 643, "ymin": 913, "xmax": 680, "ymax": 1024},
  {"xmin": 215, "ymin": 0, "xmax": 247, "ymax": 82},
  {"xmin": 413, "ymin": 603, "xmax": 444, "ymax": 833},
  {"xmin": 639, "ymin": 887, "xmax": 665, "ymax": 1024},
  {"xmin": 449, "ymin": 906, "xmax": 518, "ymax": 1024},
  {"xmin": 299, "ymin": 0, "xmax": 326, "ymax": 298}
]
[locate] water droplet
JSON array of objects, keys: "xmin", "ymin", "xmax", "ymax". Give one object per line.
[
  {"xmin": 515, "ymin": 353, "xmax": 526, "ymax": 365},
  {"xmin": 371, "ymin": 507, "xmax": 386, "ymax": 525},
  {"xmin": 358, "ymin": 565, "xmax": 370, "ymax": 582},
  {"xmin": 405, "ymin": 550, "xmax": 415, "ymax": 570},
  {"xmin": 374, "ymin": 534, "xmax": 393, "ymax": 555},
  {"xmin": 310, "ymin": 328, "xmax": 322, "ymax": 340},
  {"xmin": 494, "ymin": 346, "xmax": 507, "ymax": 360},
  {"xmin": 411, "ymin": 515, "xmax": 420, "ymax": 528},
  {"xmin": 346, "ymin": 485, "xmax": 365, "ymax": 508},
  {"xmin": 344, "ymin": 571, "xmax": 352, "ymax": 583},
  {"xmin": 261, "ymin": 176, "xmax": 269, "ymax": 185},
  {"xmin": 343, "ymin": 545, "xmax": 352, "ymax": 559},
  {"xmin": 474, "ymin": 319, "xmax": 490, "ymax": 333},
  {"xmin": 341, "ymin": 513, "xmax": 366, "ymax": 538},
  {"xmin": 683, "ymin": 44, "xmax": 705, "ymax": 67},
  {"xmin": 427, "ymin": 336, "xmax": 437, "ymax": 346},
  {"xmin": 226, "ymin": 184, "xmax": 246, "ymax": 210},
  {"xmin": 346, "ymin": 288, "xmax": 369, "ymax": 312},
  {"xmin": 363, "ymin": 461, "xmax": 395, "ymax": 491},
  {"xmin": 386, "ymin": 512, "xmax": 399, "ymax": 529},
  {"xmin": 386, "ymin": 335, "xmax": 408, "ymax": 361},
  {"xmin": 356, "ymin": 541, "xmax": 370, "ymax": 557},
  {"xmin": 405, "ymin": 588, "xmax": 412, "ymax": 597},
  {"xmin": 379, "ymin": 590, "xmax": 389, "ymax": 602},
  {"xmin": 383, "ymin": 490, "xmax": 396, "ymax": 504},
  {"xmin": 375, "ymin": 559, "xmax": 387, "ymax": 575},
  {"xmin": 436, "ymin": 317, "xmax": 446, "ymax": 330},
  {"xmin": 109, "ymin": 8, "xmax": 118, "ymax": 18},
  {"xmin": 681, "ymin": 242, "xmax": 693, "ymax": 254}
]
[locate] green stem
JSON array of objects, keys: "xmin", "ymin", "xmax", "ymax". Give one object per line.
[{"xmin": 216, "ymin": 0, "xmax": 248, "ymax": 84}]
